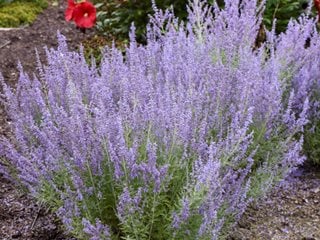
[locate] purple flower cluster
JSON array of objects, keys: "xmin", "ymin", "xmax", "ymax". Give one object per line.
[{"xmin": 0, "ymin": 0, "xmax": 317, "ymax": 238}]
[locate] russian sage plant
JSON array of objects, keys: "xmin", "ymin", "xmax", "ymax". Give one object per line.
[
  {"xmin": 0, "ymin": 0, "xmax": 314, "ymax": 239},
  {"xmin": 271, "ymin": 13, "xmax": 320, "ymax": 165}
]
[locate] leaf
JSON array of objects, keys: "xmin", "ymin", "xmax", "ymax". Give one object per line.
[{"xmin": 94, "ymin": 3, "xmax": 104, "ymax": 9}]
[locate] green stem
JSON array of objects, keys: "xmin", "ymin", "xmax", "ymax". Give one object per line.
[
  {"xmin": 85, "ymin": 157, "xmax": 103, "ymax": 219},
  {"xmin": 148, "ymin": 192, "xmax": 157, "ymax": 240}
]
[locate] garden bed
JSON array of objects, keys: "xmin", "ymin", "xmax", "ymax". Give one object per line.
[{"xmin": 0, "ymin": 1, "xmax": 319, "ymax": 239}]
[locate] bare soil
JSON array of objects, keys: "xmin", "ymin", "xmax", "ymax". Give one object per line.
[{"xmin": 0, "ymin": 1, "xmax": 319, "ymax": 239}]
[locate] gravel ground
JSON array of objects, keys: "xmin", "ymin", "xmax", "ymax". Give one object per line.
[{"xmin": 230, "ymin": 164, "xmax": 320, "ymax": 240}]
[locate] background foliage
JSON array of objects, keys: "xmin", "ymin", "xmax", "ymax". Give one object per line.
[
  {"xmin": 93, "ymin": 0, "xmax": 189, "ymax": 43},
  {"xmin": 304, "ymin": 120, "xmax": 320, "ymax": 165},
  {"xmin": 93, "ymin": 0, "xmax": 311, "ymax": 42},
  {"xmin": 0, "ymin": 0, "xmax": 48, "ymax": 27},
  {"xmin": 263, "ymin": 0, "xmax": 309, "ymax": 33}
]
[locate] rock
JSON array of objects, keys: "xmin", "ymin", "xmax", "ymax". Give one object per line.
[
  {"xmin": 11, "ymin": 230, "xmax": 22, "ymax": 238},
  {"xmin": 311, "ymin": 187, "xmax": 320, "ymax": 194},
  {"xmin": 228, "ymin": 228, "xmax": 252, "ymax": 240},
  {"xmin": 237, "ymin": 217, "xmax": 253, "ymax": 229}
]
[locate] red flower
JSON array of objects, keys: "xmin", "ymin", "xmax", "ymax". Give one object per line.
[
  {"xmin": 65, "ymin": 0, "xmax": 77, "ymax": 21},
  {"xmin": 315, "ymin": 0, "xmax": 320, "ymax": 13},
  {"xmin": 72, "ymin": 1, "xmax": 96, "ymax": 28},
  {"xmin": 315, "ymin": 0, "xmax": 320, "ymax": 22}
]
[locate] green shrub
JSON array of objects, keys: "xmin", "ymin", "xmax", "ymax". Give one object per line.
[
  {"xmin": 263, "ymin": 0, "xmax": 309, "ymax": 33},
  {"xmin": 94, "ymin": 0, "xmax": 310, "ymax": 42},
  {"xmin": 0, "ymin": 12, "xmax": 19, "ymax": 27},
  {"xmin": 304, "ymin": 120, "xmax": 320, "ymax": 165},
  {"xmin": 0, "ymin": 0, "xmax": 13, "ymax": 7},
  {"xmin": 22, "ymin": 0, "xmax": 48, "ymax": 9},
  {"xmin": 94, "ymin": 0, "xmax": 190, "ymax": 42},
  {"xmin": 0, "ymin": 0, "xmax": 47, "ymax": 28}
]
